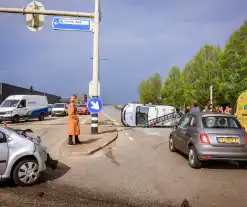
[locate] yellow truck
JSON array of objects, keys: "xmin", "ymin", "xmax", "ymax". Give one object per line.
[{"xmin": 235, "ymin": 90, "xmax": 247, "ymax": 130}]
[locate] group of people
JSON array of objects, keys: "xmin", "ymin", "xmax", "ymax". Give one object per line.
[{"xmin": 184, "ymin": 103, "xmax": 234, "ymax": 115}]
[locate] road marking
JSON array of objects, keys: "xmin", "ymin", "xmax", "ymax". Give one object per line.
[
  {"xmin": 114, "ymin": 122, "xmax": 120, "ymax": 126},
  {"xmin": 125, "ymin": 132, "xmax": 129, "ymax": 136},
  {"xmin": 128, "ymin": 136, "xmax": 134, "ymax": 141}
]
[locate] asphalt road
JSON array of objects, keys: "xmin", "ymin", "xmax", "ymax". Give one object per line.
[{"xmin": 1, "ymin": 107, "xmax": 247, "ymax": 206}]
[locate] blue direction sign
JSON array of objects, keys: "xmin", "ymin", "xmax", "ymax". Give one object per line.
[
  {"xmin": 87, "ymin": 97, "xmax": 103, "ymax": 114},
  {"xmin": 52, "ymin": 17, "xmax": 92, "ymax": 31}
]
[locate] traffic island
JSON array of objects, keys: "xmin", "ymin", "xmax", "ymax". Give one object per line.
[{"xmin": 60, "ymin": 113, "xmax": 118, "ymax": 157}]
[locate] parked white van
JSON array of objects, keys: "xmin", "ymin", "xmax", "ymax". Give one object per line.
[{"xmin": 0, "ymin": 95, "xmax": 49, "ymax": 123}]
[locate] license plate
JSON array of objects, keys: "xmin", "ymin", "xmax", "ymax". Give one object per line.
[{"xmin": 217, "ymin": 137, "xmax": 239, "ymax": 144}]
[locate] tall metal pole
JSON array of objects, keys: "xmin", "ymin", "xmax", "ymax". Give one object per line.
[
  {"xmin": 91, "ymin": 0, "xmax": 100, "ymax": 134},
  {"xmin": 210, "ymin": 85, "xmax": 213, "ymax": 111}
]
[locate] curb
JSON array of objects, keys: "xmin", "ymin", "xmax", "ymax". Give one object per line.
[{"xmin": 59, "ymin": 129, "xmax": 118, "ymax": 158}]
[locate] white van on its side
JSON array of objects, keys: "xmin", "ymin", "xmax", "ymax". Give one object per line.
[{"xmin": 0, "ymin": 95, "xmax": 49, "ymax": 123}]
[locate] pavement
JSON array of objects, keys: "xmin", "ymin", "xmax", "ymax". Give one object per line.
[{"xmin": 2, "ymin": 106, "xmax": 247, "ymax": 206}]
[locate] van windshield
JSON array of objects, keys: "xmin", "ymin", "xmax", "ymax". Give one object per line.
[
  {"xmin": 53, "ymin": 104, "xmax": 65, "ymax": 108},
  {"xmin": 1, "ymin": 100, "xmax": 20, "ymax": 107}
]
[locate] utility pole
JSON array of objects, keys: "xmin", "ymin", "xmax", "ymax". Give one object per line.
[
  {"xmin": 210, "ymin": 85, "xmax": 213, "ymax": 111},
  {"xmin": 90, "ymin": 0, "xmax": 101, "ymax": 134}
]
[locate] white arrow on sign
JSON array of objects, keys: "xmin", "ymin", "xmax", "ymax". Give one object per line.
[{"xmin": 90, "ymin": 101, "xmax": 99, "ymax": 110}]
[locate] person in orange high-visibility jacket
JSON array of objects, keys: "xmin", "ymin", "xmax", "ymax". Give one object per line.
[{"xmin": 67, "ymin": 95, "xmax": 81, "ymax": 146}]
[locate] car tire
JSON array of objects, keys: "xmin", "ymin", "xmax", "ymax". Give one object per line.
[
  {"xmin": 188, "ymin": 146, "xmax": 202, "ymax": 169},
  {"xmin": 39, "ymin": 113, "xmax": 45, "ymax": 121},
  {"xmin": 12, "ymin": 159, "xmax": 40, "ymax": 186},
  {"xmin": 169, "ymin": 136, "xmax": 176, "ymax": 152},
  {"xmin": 12, "ymin": 115, "xmax": 20, "ymax": 123},
  {"xmin": 238, "ymin": 161, "xmax": 247, "ymax": 169}
]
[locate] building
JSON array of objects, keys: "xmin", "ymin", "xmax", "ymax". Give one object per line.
[{"xmin": 0, "ymin": 83, "xmax": 61, "ymax": 104}]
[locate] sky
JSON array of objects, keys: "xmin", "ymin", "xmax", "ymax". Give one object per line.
[{"xmin": 1, "ymin": 0, "xmax": 247, "ymax": 104}]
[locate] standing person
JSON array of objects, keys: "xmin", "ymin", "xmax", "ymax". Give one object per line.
[
  {"xmin": 202, "ymin": 105, "xmax": 210, "ymax": 112},
  {"xmin": 215, "ymin": 105, "xmax": 221, "ymax": 113},
  {"xmin": 190, "ymin": 103, "xmax": 200, "ymax": 112},
  {"xmin": 68, "ymin": 95, "xmax": 81, "ymax": 146},
  {"xmin": 224, "ymin": 105, "xmax": 233, "ymax": 115}
]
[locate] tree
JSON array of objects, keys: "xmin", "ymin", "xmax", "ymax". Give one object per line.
[
  {"xmin": 138, "ymin": 73, "xmax": 162, "ymax": 104},
  {"xmin": 29, "ymin": 85, "xmax": 34, "ymax": 95},
  {"xmin": 161, "ymin": 66, "xmax": 184, "ymax": 107},
  {"xmin": 219, "ymin": 21, "xmax": 247, "ymax": 105},
  {"xmin": 181, "ymin": 44, "xmax": 222, "ymax": 108}
]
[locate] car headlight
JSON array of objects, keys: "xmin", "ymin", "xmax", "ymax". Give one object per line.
[{"xmin": 5, "ymin": 111, "xmax": 12, "ymax": 114}]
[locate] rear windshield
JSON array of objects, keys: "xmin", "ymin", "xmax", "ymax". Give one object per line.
[
  {"xmin": 53, "ymin": 104, "xmax": 65, "ymax": 108},
  {"xmin": 202, "ymin": 116, "xmax": 242, "ymax": 129}
]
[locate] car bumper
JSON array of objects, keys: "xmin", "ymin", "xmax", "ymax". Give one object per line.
[
  {"xmin": 197, "ymin": 145, "xmax": 247, "ymax": 161},
  {"xmin": 0, "ymin": 116, "xmax": 12, "ymax": 121},
  {"xmin": 51, "ymin": 112, "xmax": 66, "ymax": 116},
  {"xmin": 34, "ymin": 145, "xmax": 48, "ymax": 172}
]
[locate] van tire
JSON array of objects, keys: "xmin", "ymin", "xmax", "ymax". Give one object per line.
[
  {"xmin": 12, "ymin": 115, "xmax": 20, "ymax": 123},
  {"xmin": 39, "ymin": 113, "xmax": 45, "ymax": 121}
]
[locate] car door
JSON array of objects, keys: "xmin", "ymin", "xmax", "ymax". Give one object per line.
[
  {"xmin": 17, "ymin": 100, "xmax": 27, "ymax": 118},
  {"xmin": 0, "ymin": 131, "xmax": 8, "ymax": 175},
  {"xmin": 174, "ymin": 114, "xmax": 191, "ymax": 153},
  {"xmin": 180, "ymin": 115, "xmax": 197, "ymax": 154}
]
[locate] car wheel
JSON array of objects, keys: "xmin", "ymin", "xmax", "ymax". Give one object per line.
[
  {"xmin": 39, "ymin": 113, "xmax": 45, "ymax": 121},
  {"xmin": 169, "ymin": 136, "xmax": 176, "ymax": 152},
  {"xmin": 238, "ymin": 161, "xmax": 247, "ymax": 169},
  {"xmin": 188, "ymin": 146, "xmax": 202, "ymax": 169},
  {"xmin": 12, "ymin": 115, "xmax": 20, "ymax": 123},
  {"xmin": 12, "ymin": 159, "xmax": 40, "ymax": 186}
]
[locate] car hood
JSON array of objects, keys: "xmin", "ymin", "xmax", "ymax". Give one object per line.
[
  {"xmin": 52, "ymin": 108, "xmax": 65, "ymax": 111},
  {"xmin": 0, "ymin": 107, "xmax": 15, "ymax": 112}
]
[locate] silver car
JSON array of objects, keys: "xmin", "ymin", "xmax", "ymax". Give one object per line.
[
  {"xmin": 0, "ymin": 126, "xmax": 48, "ymax": 186},
  {"xmin": 169, "ymin": 112, "xmax": 247, "ymax": 169}
]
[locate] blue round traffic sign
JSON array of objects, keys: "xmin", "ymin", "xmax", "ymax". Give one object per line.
[{"xmin": 87, "ymin": 97, "xmax": 103, "ymax": 114}]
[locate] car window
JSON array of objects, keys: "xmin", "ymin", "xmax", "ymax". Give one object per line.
[
  {"xmin": 0, "ymin": 131, "xmax": 6, "ymax": 143},
  {"xmin": 189, "ymin": 116, "xmax": 197, "ymax": 127},
  {"xmin": 179, "ymin": 115, "xmax": 191, "ymax": 127},
  {"xmin": 18, "ymin": 100, "xmax": 26, "ymax": 108},
  {"xmin": 202, "ymin": 116, "xmax": 242, "ymax": 129}
]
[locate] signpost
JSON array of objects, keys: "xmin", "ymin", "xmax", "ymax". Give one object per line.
[
  {"xmin": 0, "ymin": 0, "xmax": 101, "ymax": 134},
  {"xmin": 52, "ymin": 17, "xmax": 92, "ymax": 31}
]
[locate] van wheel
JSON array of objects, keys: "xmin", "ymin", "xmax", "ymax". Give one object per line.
[
  {"xmin": 12, "ymin": 159, "xmax": 40, "ymax": 186},
  {"xmin": 188, "ymin": 146, "xmax": 202, "ymax": 169},
  {"xmin": 12, "ymin": 115, "xmax": 20, "ymax": 123},
  {"xmin": 39, "ymin": 113, "xmax": 44, "ymax": 121}
]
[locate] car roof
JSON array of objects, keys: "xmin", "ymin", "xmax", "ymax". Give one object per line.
[{"xmin": 187, "ymin": 112, "xmax": 235, "ymax": 118}]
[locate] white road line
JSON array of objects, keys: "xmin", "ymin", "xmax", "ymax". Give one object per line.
[
  {"xmin": 128, "ymin": 136, "xmax": 134, "ymax": 141},
  {"xmin": 125, "ymin": 132, "xmax": 129, "ymax": 136},
  {"xmin": 114, "ymin": 122, "xmax": 120, "ymax": 126}
]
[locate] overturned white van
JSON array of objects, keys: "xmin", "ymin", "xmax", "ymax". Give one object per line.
[
  {"xmin": 121, "ymin": 103, "xmax": 177, "ymax": 127},
  {"xmin": 0, "ymin": 95, "xmax": 49, "ymax": 123}
]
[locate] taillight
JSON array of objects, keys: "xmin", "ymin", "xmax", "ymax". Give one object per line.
[
  {"xmin": 245, "ymin": 135, "xmax": 247, "ymax": 144},
  {"xmin": 200, "ymin": 133, "xmax": 210, "ymax": 144}
]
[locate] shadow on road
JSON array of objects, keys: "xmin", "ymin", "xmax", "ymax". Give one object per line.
[
  {"xmin": 39, "ymin": 162, "xmax": 71, "ymax": 183},
  {"xmin": 175, "ymin": 151, "xmax": 245, "ymax": 170},
  {"xmin": 0, "ymin": 162, "xmax": 70, "ymax": 188},
  {"xmin": 81, "ymin": 138, "xmax": 101, "ymax": 144},
  {"xmin": 100, "ymin": 128, "xmax": 118, "ymax": 134}
]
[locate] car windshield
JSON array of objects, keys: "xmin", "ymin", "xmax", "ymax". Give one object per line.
[
  {"xmin": 53, "ymin": 104, "xmax": 65, "ymax": 108},
  {"xmin": 202, "ymin": 116, "xmax": 242, "ymax": 129},
  {"xmin": 1, "ymin": 99, "xmax": 20, "ymax": 107}
]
